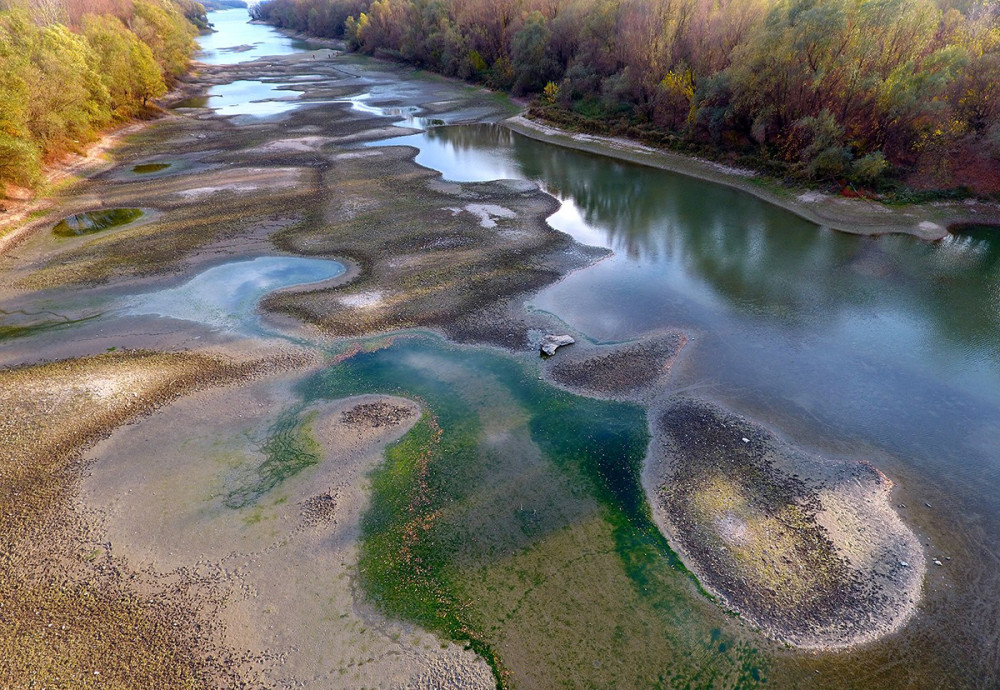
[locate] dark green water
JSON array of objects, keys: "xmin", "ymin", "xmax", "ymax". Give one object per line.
[
  {"xmin": 52, "ymin": 208, "xmax": 143, "ymax": 237},
  {"xmin": 132, "ymin": 162, "xmax": 171, "ymax": 174}
]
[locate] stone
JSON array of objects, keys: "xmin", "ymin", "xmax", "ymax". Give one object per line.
[{"xmin": 540, "ymin": 334, "xmax": 575, "ymax": 356}]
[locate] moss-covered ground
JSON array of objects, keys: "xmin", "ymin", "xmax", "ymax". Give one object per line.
[{"xmin": 276, "ymin": 335, "xmax": 769, "ymax": 688}]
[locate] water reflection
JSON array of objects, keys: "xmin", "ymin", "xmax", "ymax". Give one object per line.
[
  {"xmin": 373, "ymin": 124, "xmax": 1000, "ymax": 379},
  {"xmin": 198, "ymin": 9, "xmax": 322, "ymax": 65},
  {"xmin": 207, "ymin": 79, "xmax": 302, "ymax": 118},
  {"xmin": 127, "ymin": 256, "xmax": 344, "ymax": 333}
]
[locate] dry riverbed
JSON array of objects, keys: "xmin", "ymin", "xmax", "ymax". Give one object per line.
[{"xmin": 0, "ymin": 35, "xmax": 937, "ymax": 688}]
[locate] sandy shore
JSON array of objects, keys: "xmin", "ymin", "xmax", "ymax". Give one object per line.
[
  {"xmin": 644, "ymin": 398, "xmax": 925, "ymax": 650},
  {"xmin": 506, "ymin": 115, "xmax": 1000, "ymax": 241}
]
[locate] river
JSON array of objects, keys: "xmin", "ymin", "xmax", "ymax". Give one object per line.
[{"xmin": 6, "ymin": 7, "xmax": 1000, "ymax": 688}]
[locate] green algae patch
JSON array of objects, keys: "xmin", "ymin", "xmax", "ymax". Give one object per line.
[
  {"xmin": 225, "ymin": 408, "xmax": 322, "ymax": 509},
  {"xmin": 296, "ymin": 336, "xmax": 768, "ymax": 688},
  {"xmin": 0, "ymin": 310, "xmax": 100, "ymax": 341},
  {"xmin": 132, "ymin": 162, "xmax": 172, "ymax": 174},
  {"xmin": 52, "ymin": 208, "xmax": 143, "ymax": 237}
]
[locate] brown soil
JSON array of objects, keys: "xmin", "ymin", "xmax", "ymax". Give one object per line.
[{"xmin": 0, "ymin": 350, "xmax": 274, "ymax": 687}]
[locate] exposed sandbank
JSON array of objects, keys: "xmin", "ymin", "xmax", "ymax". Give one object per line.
[
  {"xmin": 543, "ymin": 330, "xmax": 688, "ymax": 401},
  {"xmin": 644, "ymin": 398, "xmax": 925, "ymax": 650},
  {"xmin": 83, "ymin": 386, "xmax": 494, "ymax": 688}
]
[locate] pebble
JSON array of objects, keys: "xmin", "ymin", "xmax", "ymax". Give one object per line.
[
  {"xmin": 899, "ymin": 561, "xmax": 909, "ymax": 567},
  {"xmin": 742, "ymin": 437, "xmax": 750, "ymax": 443},
  {"xmin": 933, "ymin": 559, "xmax": 943, "ymax": 566}
]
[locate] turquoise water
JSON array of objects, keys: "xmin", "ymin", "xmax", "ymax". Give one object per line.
[
  {"xmin": 127, "ymin": 256, "xmax": 344, "ymax": 334},
  {"xmin": 365, "ymin": 122, "xmax": 1000, "ymax": 685},
  {"xmin": 287, "ymin": 334, "xmax": 765, "ymax": 688}
]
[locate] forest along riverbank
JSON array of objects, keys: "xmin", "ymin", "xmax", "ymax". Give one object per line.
[
  {"xmin": 506, "ymin": 115, "xmax": 1000, "ymax": 240},
  {"xmin": 1, "ymin": 7, "xmax": 999, "ymax": 689}
]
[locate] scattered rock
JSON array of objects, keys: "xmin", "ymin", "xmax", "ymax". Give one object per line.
[
  {"xmin": 301, "ymin": 492, "xmax": 337, "ymax": 526},
  {"xmin": 341, "ymin": 401, "xmax": 412, "ymax": 428}
]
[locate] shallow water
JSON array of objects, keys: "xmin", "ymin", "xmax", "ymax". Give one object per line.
[
  {"xmin": 132, "ymin": 162, "xmax": 171, "ymax": 174},
  {"xmin": 207, "ymin": 79, "xmax": 303, "ymax": 118},
  {"xmin": 52, "ymin": 208, "xmax": 143, "ymax": 237},
  {"xmin": 127, "ymin": 256, "xmax": 344, "ymax": 334},
  {"xmin": 196, "ymin": 8, "xmax": 322, "ymax": 65},
  {"xmin": 293, "ymin": 334, "xmax": 766, "ymax": 687},
  {"xmin": 368, "ymin": 122, "xmax": 1000, "ymax": 684}
]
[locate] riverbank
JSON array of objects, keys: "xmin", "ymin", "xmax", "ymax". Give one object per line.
[
  {"xmin": 506, "ymin": 115, "xmax": 1000, "ymax": 241},
  {"xmin": 0, "ymin": 121, "xmax": 150, "ymax": 256}
]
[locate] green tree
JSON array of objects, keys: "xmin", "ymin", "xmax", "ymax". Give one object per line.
[
  {"xmin": 82, "ymin": 14, "xmax": 167, "ymax": 116},
  {"xmin": 511, "ymin": 10, "xmax": 558, "ymax": 94}
]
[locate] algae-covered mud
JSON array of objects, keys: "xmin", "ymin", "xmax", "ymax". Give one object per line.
[
  {"xmin": 52, "ymin": 208, "xmax": 144, "ymax": 237},
  {"xmin": 3, "ymin": 6, "xmax": 1000, "ymax": 689}
]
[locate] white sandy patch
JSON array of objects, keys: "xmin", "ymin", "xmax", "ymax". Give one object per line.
[
  {"xmin": 460, "ymin": 204, "xmax": 516, "ymax": 229},
  {"xmin": 708, "ymin": 162, "xmax": 756, "ymax": 178},
  {"xmin": 173, "ymin": 167, "xmax": 302, "ymax": 200},
  {"xmin": 330, "ymin": 150, "xmax": 382, "ymax": 160},
  {"xmin": 339, "ymin": 290, "xmax": 384, "ymax": 309},
  {"xmin": 253, "ymin": 136, "xmax": 334, "ymax": 153},
  {"xmin": 798, "ymin": 191, "xmax": 827, "ymax": 203},
  {"xmin": 715, "ymin": 512, "xmax": 750, "ymax": 547},
  {"xmin": 80, "ymin": 374, "xmax": 133, "ymax": 399},
  {"xmin": 176, "ymin": 183, "xmax": 262, "ymax": 199}
]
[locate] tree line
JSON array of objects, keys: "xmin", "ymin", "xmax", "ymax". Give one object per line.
[
  {"xmin": 0, "ymin": 0, "xmax": 206, "ymax": 192},
  {"xmin": 253, "ymin": 0, "xmax": 1000, "ymax": 195}
]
